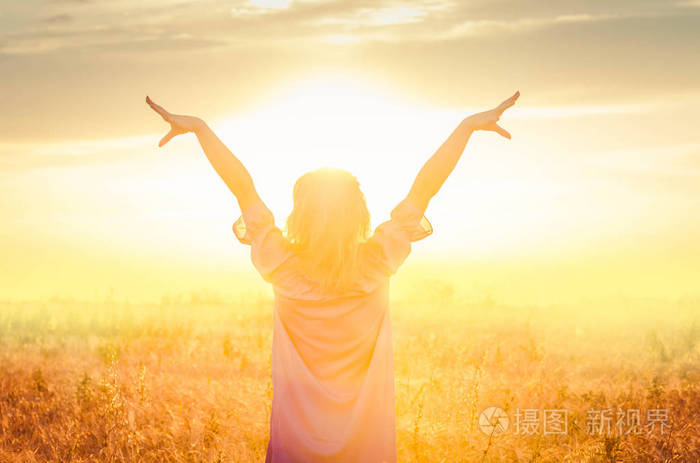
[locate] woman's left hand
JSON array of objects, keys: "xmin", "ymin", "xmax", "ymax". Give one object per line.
[{"xmin": 464, "ymin": 91, "xmax": 520, "ymax": 140}]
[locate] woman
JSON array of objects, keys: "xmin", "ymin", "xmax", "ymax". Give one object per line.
[{"xmin": 146, "ymin": 90, "xmax": 519, "ymax": 463}]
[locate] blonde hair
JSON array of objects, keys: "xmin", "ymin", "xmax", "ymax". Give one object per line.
[{"xmin": 286, "ymin": 168, "xmax": 371, "ymax": 293}]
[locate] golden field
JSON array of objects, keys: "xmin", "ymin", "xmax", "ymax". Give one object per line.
[{"xmin": 0, "ymin": 281, "xmax": 697, "ymax": 463}]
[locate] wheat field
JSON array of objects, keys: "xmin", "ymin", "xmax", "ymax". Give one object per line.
[{"xmin": 0, "ymin": 287, "xmax": 698, "ymax": 463}]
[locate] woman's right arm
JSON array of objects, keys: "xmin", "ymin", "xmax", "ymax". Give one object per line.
[
  {"xmin": 405, "ymin": 91, "xmax": 520, "ymax": 212},
  {"xmin": 146, "ymin": 96, "xmax": 261, "ymax": 211}
]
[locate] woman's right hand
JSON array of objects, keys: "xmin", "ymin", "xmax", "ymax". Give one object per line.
[
  {"xmin": 146, "ymin": 96, "xmax": 204, "ymax": 147},
  {"xmin": 464, "ymin": 91, "xmax": 520, "ymax": 139}
]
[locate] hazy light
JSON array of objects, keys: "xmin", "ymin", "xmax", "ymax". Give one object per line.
[{"xmin": 249, "ymin": 0, "xmax": 292, "ymax": 9}]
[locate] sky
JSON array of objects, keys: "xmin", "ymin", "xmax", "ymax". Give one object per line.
[{"xmin": 1, "ymin": 0, "xmax": 699, "ymax": 302}]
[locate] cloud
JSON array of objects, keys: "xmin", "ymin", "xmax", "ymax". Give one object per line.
[
  {"xmin": 42, "ymin": 14, "xmax": 74, "ymax": 24},
  {"xmin": 248, "ymin": 0, "xmax": 292, "ymax": 8},
  {"xmin": 2, "ymin": 0, "xmax": 695, "ymax": 56},
  {"xmin": 0, "ymin": 5, "xmax": 228, "ymax": 56},
  {"xmin": 432, "ymin": 13, "xmax": 618, "ymax": 41},
  {"xmin": 0, "ymin": 31, "xmax": 227, "ymax": 55},
  {"xmin": 310, "ymin": 2, "xmax": 450, "ymax": 27},
  {"xmin": 231, "ymin": 0, "xmax": 292, "ymax": 18}
]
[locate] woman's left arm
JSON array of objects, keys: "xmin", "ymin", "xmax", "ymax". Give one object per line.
[{"xmin": 146, "ymin": 96, "xmax": 261, "ymax": 211}]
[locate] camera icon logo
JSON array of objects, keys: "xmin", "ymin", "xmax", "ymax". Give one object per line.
[{"xmin": 479, "ymin": 406, "xmax": 509, "ymax": 436}]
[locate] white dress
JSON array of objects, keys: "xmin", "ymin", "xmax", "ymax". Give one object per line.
[{"xmin": 233, "ymin": 198, "xmax": 432, "ymax": 463}]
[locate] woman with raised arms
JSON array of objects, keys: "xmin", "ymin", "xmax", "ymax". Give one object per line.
[{"xmin": 146, "ymin": 89, "xmax": 519, "ymax": 463}]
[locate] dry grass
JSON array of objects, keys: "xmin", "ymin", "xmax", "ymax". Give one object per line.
[{"xmin": 0, "ymin": 292, "xmax": 698, "ymax": 462}]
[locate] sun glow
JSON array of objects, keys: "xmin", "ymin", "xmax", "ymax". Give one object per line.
[
  {"xmin": 210, "ymin": 76, "xmax": 552, "ymax": 257},
  {"xmin": 4, "ymin": 71, "xmax": 699, "ymax": 302},
  {"xmin": 217, "ymin": 78, "xmax": 421, "ymax": 193}
]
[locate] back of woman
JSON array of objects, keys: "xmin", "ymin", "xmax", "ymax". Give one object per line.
[{"xmin": 233, "ymin": 171, "xmax": 431, "ymax": 462}]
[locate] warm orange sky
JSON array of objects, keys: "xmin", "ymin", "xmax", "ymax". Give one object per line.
[{"xmin": 1, "ymin": 0, "xmax": 699, "ymax": 302}]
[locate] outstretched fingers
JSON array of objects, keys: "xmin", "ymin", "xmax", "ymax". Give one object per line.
[
  {"xmin": 146, "ymin": 96, "xmax": 171, "ymax": 122},
  {"xmin": 490, "ymin": 91, "xmax": 519, "ymax": 138},
  {"xmin": 497, "ymin": 90, "xmax": 520, "ymax": 113}
]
